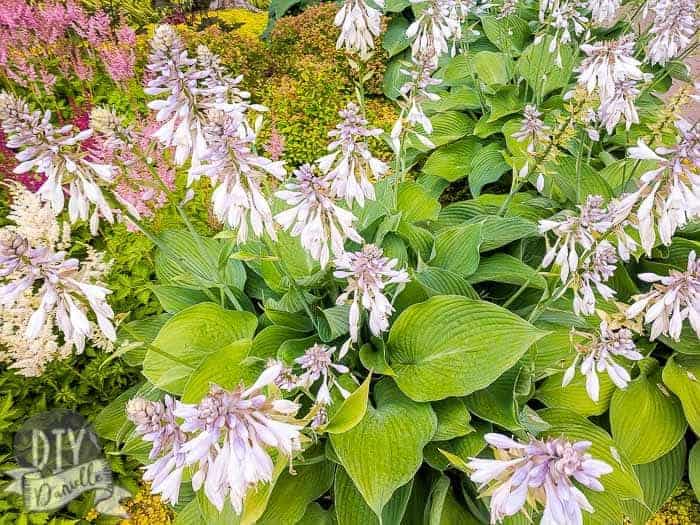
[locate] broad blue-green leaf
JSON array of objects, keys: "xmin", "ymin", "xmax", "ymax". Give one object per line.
[
  {"xmin": 330, "ymin": 379, "xmax": 437, "ymax": 516},
  {"xmin": 387, "ymin": 296, "xmax": 547, "ymax": 401}
]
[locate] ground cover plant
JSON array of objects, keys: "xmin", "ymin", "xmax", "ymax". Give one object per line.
[{"xmin": 0, "ymin": 0, "xmax": 699, "ymax": 523}]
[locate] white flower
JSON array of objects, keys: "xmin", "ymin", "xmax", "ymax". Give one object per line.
[
  {"xmin": 0, "ymin": 92, "xmax": 115, "ymax": 235},
  {"xmin": 335, "ymin": 0, "xmax": 385, "ymax": 59},
  {"xmin": 318, "ymin": 102, "xmax": 388, "ymax": 208},
  {"xmin": 406, "ymin": 0, "xmax": 471, "ymax": 62},
  {"xmin": 334, "ymin": 244, "xmax": 409, "ymax": 341},
  {"xmin": 467, "ymin": 433, "xmax": 612, "ymax": 524},
  {"xmin": 512, "ymin": 105, "xmax": 550, "ymax": 154},
  {"xmin": 275, "ymin": 164, "xmax": 362, "ymax": 268},
  {"xmin": 573, "ymin": 240, "xmax": 619, "ymax": 316},
  {"xmin": 647, "ymin": 0, "xmax": 696, "ymax": 65},
  {"xmin": 588, "ymin": 0, "xmax": 620, "ymax": 25},
  {"xmin": 549, "ymin": 1, "xmax": 589, "ymax": 62},
  {"xmin": 627, "ymin": 250, "xmax": 700, "ymax": 341},
  {"xmin": 578, "ymin": 36, "xmax": 647, "ymax": 104},
  {"xmin": 295, "ymin": 341, "xmax": 352, "ymax": 409},
  {"xmin": 193, "ymin": 111, "xmax": 286, "ymax": 243},
  {"xmin": 598, "ymin": 79, "xmax": 641, "ymax": 134},
  {"xmin": 626, "ymin": 122, "xmax": 700, "ymax": 254},
  {"xmin": 563, "ymin": 322, "xmax": 643, "ymax": 401},
  {"xmin": 173, "ymin": 371, "xmax": 303, "ymax": 513}
]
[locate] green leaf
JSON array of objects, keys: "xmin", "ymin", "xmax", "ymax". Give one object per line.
[
  {"xmin": 550, "ymin": 156, "xmax": 612, "ymax": 203},
  {"xmin": 383, "ymin": 57, "xmax": 411, "ymax": 99},
  {"xmin": 414, "ymin": 267, "xmax": 480, "ymax": 299},
  {"xmin": 297, "ymin": 503, "xmax": 334, "ymax": 525},
  {"xmin": 142, "ymin": 303, "xmax": 257, "ymax": 394},
  {"xmin": 427, "ymin": 476, "xmax": 480, "ymax": 525},
  {"xmin": 467, "ymin": 253, "xmax": 546, "ymax": 289},
  {"xmin": 397, "ymin": 181, "xmax": 441, "ymax": 222},
  {"xmin": 422, "ymin": 137, "xmax": 482, "ymax": 182},
  {"xmin": 690, "ymin": 441, "xmax": 700, "ymax": 500},
  {"xmin": 662, "ymin": 354, "xmax": 700, "ymax": 435},
  {"xmin": 314, "ymin": 305, "xmax": 350, "ymax": 343},
  {"xmin": 480, "ymin": 15, "xmax": 530, "ymax": 54},
  {"xmin": 325, "ymin": 374, "xmax": 372, "ymax": 434},
  {"xmin": 383, "ymin": 16, "xmax": 410, "ymax": 56},
  {"xmin": 426, "ymin": 420, "xmax": 491, "ymax": 471},
  {"xmin": 468, "ymin": 143, "xmax": 510, "ymax": 197},
  {"xmin": 486, "ymin": 86, "xmax": 523, "ymax": 122},
  {"xmin": 330, "ymin": 379, "xmax": 437, "ymax": 516},
  {"xmin": 610, "ymin": 363, "xmax": 687, "ymax": 464},
  {"xmin": 256, "ymin": 460, "xmax": 335, "ymax": 525},
  {"xmin": 424, "ymin": 111, "xmax": 475, "ymax": 147},
  {"xmin": 334, "ymin": 468, "xmax": 413, "ymax": 525},
  {"xmin": 432, "ymin": 398, "xmax": 473, "ymax": 441},
  {"xmin": 472, "ymin": 51, "xmax": 512, "ymax": 86},
  {"xmin": 473, "ymin": 215, "xmax": 538, "ymax": 251},
  {"xmin": 359, "ymin": 341, "xmax": 396, "ymax": 376},
  {"xmin": 465, "ymin": 365, "xmax": 521, "ymax": 430},
  {"xmin": 387, "ymin": 296, "xmax": 548, "ymax": 401},
  {"xmin": 423, "ymin": 85, "xmax": 482, "ymax": 112},
  {"xmin": 517, "ymin": 38, "xmax": 575, "ymax": 97},
  {"xmin": 536, "ymin": 371, "xmax": 616, "ymax": 417},
  {"xmin": 152, "ymin": 285, "xmax": 210, "ymax": 313},
  {"xmin": 431, "ymin": 224, "xmax": 483, "ymax": 277},
  {"xmin": 250, "ymin": 325, "xmax": 304, "ymax": 359}
]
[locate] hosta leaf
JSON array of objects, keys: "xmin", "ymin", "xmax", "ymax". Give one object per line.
[
  {"xmin": 472, "ymin": 51, "xmax": 512, "ymax": 86},
  {"xmin": 152, "ymin": 286, "xmax": 209, "ymax": 313},
  {"xmin": 423, "ymin": 85, "xmax": 482, "ymax": 112},
  {"xmin": 549, "ymin": 156, "xmax": 612, "ymax": 203},
  {"xmin": 414, "ymin": 267, "xmax": 480, "ymax": 299},
  {"xmin": 427, "ymin": 475, "xmax": 480, "ymax": 525},
  {"xmin": 143, "ymin": 303, "xmax": 257, "ymax": 394},
  {"xmin": 486, "ymin": 86, "xmax": 523, "ymax": 122},
  {"xmin": 325, "ymin": 374, "xmax": 372, "ymax": 434},
  {"xmin": 397, "ymin": 181, "xmax": 441, "ymax": 222},
  {"xmin": 465, "ymin": 365, "xmax": 521, "ymax": 430},
  {"xmin": 662, "ymin": 354, "xmax": 700, "ymax": 434},
  {"xmin": 426, "ymin": 420, "xmax": 491, "ymax": 471},
  {"xmin": 517, "ymin": 37, "xmax": 575, "ymax": 97},
  {"xmin": 431, "ymin": 223, "xmax": 483, "ymax": 277},
  {"xmin": 387, "ymin": 296, "xmax": 547, "ymax": 401},
  {"xmin": 536, "ymin": 371, "xmax": 616, "ymax": 417},
  {"xmin": 422, "ymin": 137, "xmax": 482, "ymax": 181},
  {"xmin": 297, "ymin": 503, "xmax": 334, "ymax": 525},
  {"xmin": 610, "ymin": 363, "xmax": 686, "ymax": 464},
  {"xmin": 467, "ymin": 253, "xmax": 546, "ymax": 289},
  {"xmin": 468, "ymin": 143, "xmax": 510, "ymax": 197},
  {"xmin": 334, "ymin": 468, "xmax": 413, "ymax": 525},
  {"xmin": 690, "ymin": 441, "xmax": 700, "ymax": 499},
  {"xmin": 330, "ymin": 379, "xmax": 437, "ymax": 516},
  {"xmin": 250, "ymin": 325, "xmax": 303, "ymax": 359},
  {"xmin": 473, "ymin": 215, "xmax": 538, "ymax": 251},
  {"xmin": 539, "ymin": 408, "xmax": 644, "ymax": 503},
  {"xmin": 382, "ymin": 15, "xmax": 410, "ymax": 57},
  {"xmin": 480, "ymin": 15, "xmax": 530, "ymax": 54},
  {"xmin": 424, "ymin": 111, "xmax": 475, "ymax": 147},
  {"xmin": 383, "ymin": 57, "xmax": 411, "ymax": 99},
  {"xmin": 432, "ymin": 398, "xmax": 473, "ymax": 441}
]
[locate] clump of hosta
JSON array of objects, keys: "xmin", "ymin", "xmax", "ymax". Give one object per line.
[
  {"xmin": 563, "ymin": 321, "xmax": 644, "ymax": 401},
  {"xmin": 127, "ymin": 366, "xmax": 304, "ymax": 511},
  {"xmin": 0, "ymin": 92, "xmax": 115, "ymax": 234},
  {"xmin": 334, "ymin": 244, "xmax": 410, "ymax": 341},
  {"xmin": 468, "ymin": 433, "xmax": 612, "ymax": 524}
]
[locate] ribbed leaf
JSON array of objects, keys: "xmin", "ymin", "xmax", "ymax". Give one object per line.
[
  {"xmin": 423, "ymin": 137, "xmax": 482, "ymax": 181},
  {"xmin": 662, "ymin": 354, "xmax": 700, "ymax": 434},
  {"xmin": 468, "ymin": 143, "xmax": 510, "ymax": 197}
]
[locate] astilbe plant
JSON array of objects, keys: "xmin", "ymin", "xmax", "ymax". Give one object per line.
[{"xmin": 0, "ymin": 1, "xmax": 700, "ymax": 523}]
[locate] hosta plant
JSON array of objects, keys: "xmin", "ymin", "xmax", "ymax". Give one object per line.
[{"xmin": 0, "ymin": 0, "xmax": 699, "ymax": 523}]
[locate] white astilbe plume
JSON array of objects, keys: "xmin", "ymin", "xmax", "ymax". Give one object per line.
[
  {"xmin": 0, "ymin": 92, "xmax": 115, "ymax": 235},
  {"xmin": 406, "ymin": 0, "xmax": 464, "ymax": 63},
  {"xmin": 563, "ymin": 322, "xmax": 643, "ymax": 402},
  {"xmin": 392, "ymin": 53, "xmax": 442, "ymax": 150},
  {"xmin": 647, "ymin": 0, "xmax": 697, "ymax": 65},
  {"xmin": 589, "ymin": 0, "xmax": 620, "ymax": 25},
  {"xmin": 467, "ymin": 433, "xmax": 612, "ymax": 524},
  {"xmin": 194, "ymin": 111, "xmax": 286, "ymax": 243},
  {"xmin": 334, "ymin": 244, "xmax": 410, "ymax": 341},
  {"xmin": 623, "ymin": 121, "xmax": 700, "ymax": 254},
  {"xmin": 318, "ymin": 102, "xmax": 388, "ymax": 208},
  {"xmin": 627, "ymin": 250, "xmax": 700, "ymax": 341},
  {"xmin": 0, "ymin": 230, "xmax": 115, "ymax": 356},
  {"xmin": 126, "ymin": 396, "xmax": 187, "ymax": 505},
  {"xmin": 334, "ymin": 0, "xmax": 385, "ymax": 59},
  {"xmin": 275, "ymin": 164, "xmax": 362, "ymax": 268},
  {"xmin": 173, "ymin": 367, "xmax": 302, "ymax": 513}
]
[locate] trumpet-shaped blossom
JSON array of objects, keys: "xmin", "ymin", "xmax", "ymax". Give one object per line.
[
  {"xmin": 627, "ymin": 250, "xmax": 700, "ymax": 341},
  {"xmin": 334, "ymin": 0, "xmax": 385, "ymax": 59},
  {"xmin": 334, "ymin": 244, "xmax": 410, "ymax": 341},
  {"xmin": 406, "ymin": 0, "xmax": 463, "ymax": 63},
  {"xmin": 467, "ymin": 433, "xmax": 612, "ymax": 524},
  {"xmin": 572, "ymin": 240, "xmax": 619, "ymax": 315},
  {"xmin": 512, "ymin": 105, "xmax": 551, "ymax": 154},
  {"xmin": 0, "ymin": 92, "xmax": 115, "ymax": 234},
  {"xmin": 194, "ymin": 111, "xmax": 286, "ymax": 243},
  {"xmin": 275, "ymin": 164, "xmax": 362, "ymax": 268},
  {"xmin": 598, "ymin": 79, "xmax": 641, "ymax": 134},
  {"xmin": 563, "ymin": 322, "xmax": 643, "ymax": 401},
  {"xmin": 589, "ymin": 0, "xmax": 620, "ymax": 25},
  {"xmin": 318, "ymin": 102, "xmax": 388, "ymax": 208},
  {"xmin": 647, "ymin": 0, "xmax": 697, "ymax": 65}
]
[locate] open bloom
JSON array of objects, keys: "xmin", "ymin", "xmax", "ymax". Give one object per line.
[
  {"xmin": 513, "ymin": 105, "xmax": 551, "ymax": 154},
  {"xmin": 627, "ymin": 250, "xmax": 700, "ymax": 341},
  {"xmin": 467, "ymin": 433, "xmax": 612, "ymax": 524},
  {"xmin": 598, "ymin": 79, "xmax": 641, "ymax": 134},
  {"xmin": 563, "ymin": 322, "xmax": 643, "ymax": 401},
  {"xmin": 589, "ymin": 0, "xmax": 620, "ymax": 25},
  {"xmin": 406, "ymin": 0, "xmax": 463, "ymax": 63},
  {"xmin": 647, "ymin": 0, "xmax": 696, "ymax": 65},
  {"xmin": 194, "ymin": 111, "xmax": 286, "ymax": 243},
  {"xmin": 624, "ymin": 123, "xmax": 700, "ymax": 254},
  {"xmin": 318, "ymin": 102, "xmax": 388, "ymax": 208},
  {"xmin": 334, "ymin": 0, "xmax": 384, "ymax": 59},
  {"xmin": 174, "ymin": 368, "xmax": 302, "ymax": 513},
  {"xmin": 275, "ymin": 164, "xmax": 362, "ymax": 268},
  {"xmin": 334, "ymin": 244, "xmax": 410, "ymax": 341},
  {"xmin": 572, "ymin": 240, "xmax": 619, "ymax": 316},
  {"xmin": 0, "ymin": 92, "xmax": 115, "ymax": 234}
]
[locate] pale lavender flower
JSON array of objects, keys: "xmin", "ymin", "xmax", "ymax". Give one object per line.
[
  {"xmin": 174, "ymin": 367, "xmax": 302, "ymax": 513},
  {"xmin": 627, "ymin": 250, "xmax": 700, "ymax": 341},
  {"xmin": 598, "ymin": 79, "xmax": 641, "ymax": 134},
  {"xmin": 0, "ymin": 92, "xmax": 115, "ymax": 235},
  {"xmin": 512, "ymin": 105, "xmax": 550, "ymax": 154},
  {"xmin": 625, "ymin": 122, "xmax": 700, "ymax": 254},
  {"xmin": 548, "ymin": 1, "xmax": 589, "ymax": 63},
  {"xmin": 275, "ymin": 164, "xmax": 362, "ymax": 268},
  {"xmin": 588, "ymin": 0, "xmax": 620, "ymax": 25},
  {"xmin": 406, "ymin": 0, "xmax": 463, "ymax": 63},
  {"xmin": 334, "ymin": 0, "xmax": 385, "ymax": 59},
  {"xmin": 497, "ymin": 0, "xmax": 518, "ymax": 18},
  {"xmin": 193, "ymin": 111, "xmax": 286, "ymax": 243},
  {"xmin": 295, "ymin": 341, "xmax": 351, "ymax": 408},
  {"xmin": 0, "ymin": 231, "xmax": 115, "ymax": 353},
  {"xmin": 563, "ymin": 322, "xmax": 643, "ymax": 401},
  {"xmin": 334, "ymin": 244, "xmax": 410, "ymax": 341},
  {"xmin": 573, "ymin": 240, "xmax": 619, "ymax": 315},
  {"xmin": 318, "ymin": 102, "xmax": 388, "ymax": 208},
  {"xmin": 467, "ymin": 433, "xmax": 612, "ymax": 524},
  {"xmin": 647, "ymin": 0, "xmax": 696, "ymax": 65}
]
